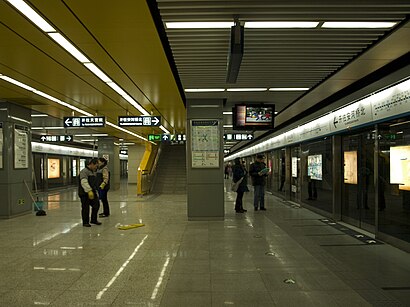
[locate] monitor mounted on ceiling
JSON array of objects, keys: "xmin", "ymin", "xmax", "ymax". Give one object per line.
[{"xmin": 233, "ymin": 104, "xmax": 275, "ymax": 130}]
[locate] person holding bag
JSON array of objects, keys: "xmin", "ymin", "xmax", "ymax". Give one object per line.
[{"xmin": 232, "ymin": 158, "xmax": 248, "ymax": 213}]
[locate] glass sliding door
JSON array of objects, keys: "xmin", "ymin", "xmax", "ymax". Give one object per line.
[{"xmin": 342, "ymin": 129, "xmax": 376, "ymax": 232}]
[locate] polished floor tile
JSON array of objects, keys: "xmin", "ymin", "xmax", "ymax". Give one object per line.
[{"xmin": 0, "ymin": 182, "xmax": 408, "ymax": 306}]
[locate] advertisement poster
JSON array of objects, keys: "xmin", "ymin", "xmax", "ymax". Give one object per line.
[
  {"xmin": 72, "ymin": 159, "xmax": 77, "ymax": 177},
  {"xmin": 48, "ymin": 158, "xmax": 60, "ymax": 179},
  {"xmin": 292, "ymin": 157, "xmax": 298, "ymax": 178},
  {"xmin": 191, "ymin": 120, "xmax": 219, "ymax": 168},
  {"xmin": 14, "ymin": 125, "xmax": 29, "ymax": 169},
  {"xmin": 0, "ymin": 123, "xmax": 3, "ymax": 169},
  {"xmin": 344, "ymin": 151, "xmax": 357, "ymax": 184},
  {"xmin": 307, "ymin": 154, "xmax": 322, "ymax": 180},
  {"xmin": 390, "ymin": 146, "xmax": 410, "ymax": 191}
]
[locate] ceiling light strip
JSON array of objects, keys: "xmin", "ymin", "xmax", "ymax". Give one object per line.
[
  {"xmin": 7, "ymin": 0, "xmax": 157, "ymax": 129},
  {"xmin": 166, "ymin": 22, "xmax": 234, "ymax": 29},
  {"xmin": 227, "ymin": 88, "xmax": 267, "ymax": 92},
  {"xmin": 322, "ymin": 22, "xmax": 397, "ymax": 28},
  {"xmin": 159, "ymin": 125, "xmax": 170, "ymax": 134},
  {"xmin": 269, "ymin": 88, "xmax": 309, "ymax": 91},
  {"xmin": 48, "ymin": 33, "xmax": 90, "ymax": 63},
  {"xmin": 245, "ymin": 22, "xmax": 319, "ymax": 28},
  {"xmin": 6, "ymin": 0, "xmax": 55, "ymax": 32},
  {"xmin": 106, "ymin": 122, "xmax": 147, "ymax": 141},
  {"xmin": 0, "ymin": 74, "xmax": 147, "ymax": 140}
]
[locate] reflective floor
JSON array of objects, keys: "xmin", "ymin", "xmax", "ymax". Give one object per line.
[{"xmin": 0, "ymin": 182, "xmax": 409, "ymax": 306}]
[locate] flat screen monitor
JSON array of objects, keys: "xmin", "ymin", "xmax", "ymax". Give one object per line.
[{"xmin": 233, "ymin": 104, "xmax": 275, "ymax": 130}]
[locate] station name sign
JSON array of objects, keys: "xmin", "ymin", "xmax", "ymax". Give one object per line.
[
  {"xmin": 40, "ymin": 135, "xmax": 73, "ymax": 142},
  {"xmin": 64, "ymin": 117, "xmax": 105, "ymax": 128},
  {"xmin": 118, "ymin": 116, "xmax": 161, "ymax": 127}
]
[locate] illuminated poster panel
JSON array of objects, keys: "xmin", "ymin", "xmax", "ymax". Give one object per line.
[
  {"xmin": 0, "ymin": 122, "xmax": 3, "ymax": 169},
  {"xmin": 292, "ymin": 157, "xmax": 298, "ymax": 178},
  {"xmin": 72, "ymin": 159, "xmax": 77, "ymax": 177},
  {"xmin": 48, "ymin": 158, "xmax": 60, "ymax": 179},
  {"xmin": 14, "ymin": 125, "xmax": 29, "ymax": 169},
  {"xmin": 390, "ymin": 146, "xmax": 410, "ymax": 191},
  {"xmin": 307, "ymin": 154, "xmax": 322, "ymax": 180},
  {"xmin": 344, "ymin": 151, "xmax": 357, "ymax": 184}
]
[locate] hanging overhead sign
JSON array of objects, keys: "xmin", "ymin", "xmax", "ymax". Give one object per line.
[
  {"xmin": 64, "ymin": 116, "xmax": 105, "ymax": 128},
  {"xmin": 148, "ymin": 134, "xmax": 162, "ymax": 142},
  {"xmin": 118, "ymin": 116, "xmax": 161, "ymax": 127},
  {"xmin": 40, "ymin": 135, "xmax": 73, "ymax": 142}
]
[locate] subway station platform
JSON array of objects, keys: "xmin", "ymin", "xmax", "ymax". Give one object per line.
[{"xmin": 0, "ymin": 182, "xmax": 409, "ymax": 306}]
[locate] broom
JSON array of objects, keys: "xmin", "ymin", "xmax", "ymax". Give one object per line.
[{"xmin": 23, "ymin": 179, "xmax": 46, "ymax": 216}]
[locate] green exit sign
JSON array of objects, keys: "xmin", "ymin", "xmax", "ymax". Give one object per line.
[{"xmin": 148, "ymin": 134, "xmax": 161, "ymax": 142}]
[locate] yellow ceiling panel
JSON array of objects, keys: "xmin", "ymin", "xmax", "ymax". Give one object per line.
[{"xmin": 0, "ymin": 0, "xmax": 185, "ymax": 144}]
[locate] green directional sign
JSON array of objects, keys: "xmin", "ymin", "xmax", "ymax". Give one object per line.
[{"xmin": 148, "ymin": 134, "xmax": 161, "ymax": 142}]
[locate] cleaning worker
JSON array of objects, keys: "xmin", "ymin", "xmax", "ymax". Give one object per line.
[{"xmin": 78, "ymin": 158, "xmax": 102, "ymax": 227}]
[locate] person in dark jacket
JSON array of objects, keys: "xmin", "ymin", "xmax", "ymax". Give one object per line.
[
  {"xmin": 78, "ymin": 158, "xmax": 101, "ymax": 227},
  {"xmin": 232, "ymin": 158, "xmax": 248, "ymax": 213},
  {"xmin": 249, "ymin": 154, "xmax": 268, "ymax": 211},
  {"xmin": 97, "ymin": 157, "xmax": 110, "ymax": 217}
]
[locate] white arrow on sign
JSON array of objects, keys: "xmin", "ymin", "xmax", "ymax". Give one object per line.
[
  {"xmin": 162, "ymin": 134, "xmax": 169, "ymax": 140},
  {"xmin": 152, "ymin": 117, "xmax": 160, "ymax": 126},
  {"xmin": 66, "ymin": 136, "xmax": 72, "ymax": 141},
  {"xmin": 247, "ymin": 134, "xmax": 253, "ymax": 139},
  {"xmin": 65, "ymin": 118, "xmax": 72, "ymax": 126},
  {"xmin": 41, "ymin": 136, "xmax": 46, "ymax": 141}
]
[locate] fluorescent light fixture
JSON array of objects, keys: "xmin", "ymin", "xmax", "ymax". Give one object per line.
[
  {"xmin": 245, "ymin": 21, "xmax": 319, "ymax": 28},
  {"xmin": 322, "ymin": 22, "xmax": 396, "ymax": 28},
  {"xmin": 79, "ymin": 139, "xmax": 97, "ymax": 142},
  {"xmin": 75, "ymin": 134, "xmax": 108, "ymax": 137},
  {"xmin": 223, "ymin": 125, "xmax": 233, "ymax": 128},
  {"xmin": 166, "ymin": 22, "xmax": 234, "ymax": 29},
  {"xmin": 123, "ymin": 142, "xmax": 135, "ymax": 145},
  {"xmin": 8, "ymin": 115, "xmax": 31, "ymax": 124},
  {"xmin": 121, "ymin": 93, "xmax": 150, "ymax": 116},
  {"xmin": 48, "ymin": 32, "xmax": 89, "ymax": 63},
  {"xmin": 32, "ymin": 142, "xmax": 97, "ymax": 157},
  {"xmin": 223, "ymin": 111, "xmax": 233, "ymax": 115},
  {"xmin": 227, "ymin": 88, "xmax": 267, "ymax": 92},
  {"xmin": 275, "ymin": 111, "xmax": 278, "ymax": 115},
  {"xmin": 6, "ymin": 0, "xmax": 56, "ymax": 32},
  {"xmin": 160, "ymin": 125, "xmax": 170, "ymax": 134},
  {"xmin": 269, "ymin": 87, "xmax": 309, "ymax": 91},
  {"xmin": 84, "ymin": 63, "xmax": 112, "ymax": 83},
  {"xmin": 0, "ymin": 75, "xmax": 35, "ymax": 91},
  {"xmin": 91, "ymin": 134, "xmax": 108, "ymax": 137},
  {"xmin": 32, "ymin": 127, "xmax": 66, "ymax": 130},
  {"xmin": 106, "ymin": 82, "xmax": 128, "ymax": 97},
  {"xmin": 31, "ymin": 114, "xmax": 48, "ymax": 117},
  {"xmin": 185, "ymin": 88, "xmax": 225, "ymax": 92},
  {"xmin": 106, "ymin": 121, "xmax": 147, "ymax": 142}
]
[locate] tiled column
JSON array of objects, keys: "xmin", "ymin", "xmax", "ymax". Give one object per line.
[
  {"xmin": 98, "ymin": 137, "xmax": 120, "ymax": 190},
  {"xmin": 0, "ymin": 102, "xmax": 32, "ymax": 218},
  {"xmin": 186, "ymin": 98, "xmax": 224, "ymax": 220}
]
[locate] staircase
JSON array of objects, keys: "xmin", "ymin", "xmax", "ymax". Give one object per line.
[{"xmin": 152, "ymin": 144, "xmax": 186, "ymax": 194}]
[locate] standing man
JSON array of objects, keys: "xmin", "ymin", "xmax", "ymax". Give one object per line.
[
  {"xmin": 249, "ymin": 154, "xmax": 268, "ymax": 211},
  {"xmin": 97, "ymin": 157, "xmax": 110, "ymax": 217},
  {"xmin": 78, "ymin": 158, "xmax": 102, "ymax": 227}
]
